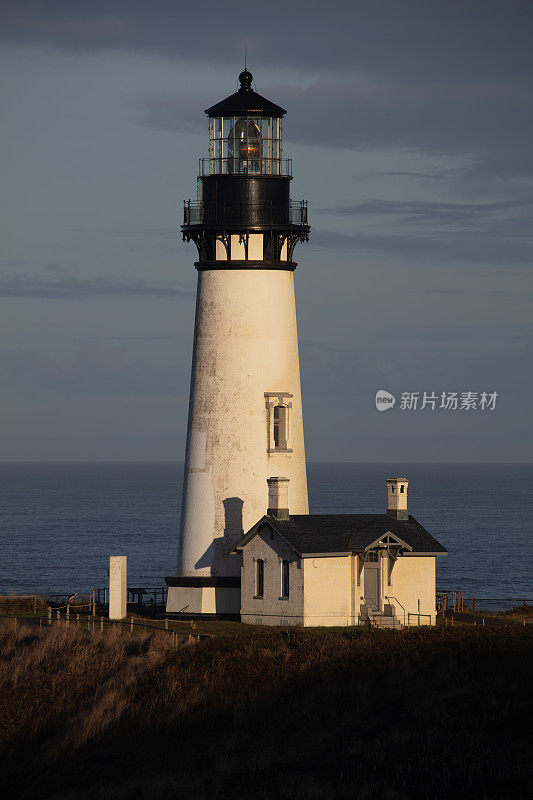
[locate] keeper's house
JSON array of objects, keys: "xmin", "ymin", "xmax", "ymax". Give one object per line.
[{"xmin": 234, "ymin": 476, "xmax": 447, "ymax": 628}]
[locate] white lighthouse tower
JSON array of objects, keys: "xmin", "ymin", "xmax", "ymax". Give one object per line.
[{"xmin": 166, "ymin": 70, "xmax": 310, "ymax": 616}]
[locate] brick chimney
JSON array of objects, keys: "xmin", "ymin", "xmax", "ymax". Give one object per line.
[
  {"xmin": 267, "ymin": 477, "xmax": 290, "ymax": 520},
  {"xmin": 386, "ymin": 477, "xmax": 409, "ymax": 521}
]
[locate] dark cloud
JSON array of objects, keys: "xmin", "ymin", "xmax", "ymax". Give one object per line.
[
  {"xmin": 2, "ymin": 1, "xmax": 532, "ymax": 85},
  {"xmin": 2, "ymin": 1, "xmax": 531, "ymax": 460},
  {"xmin": 319, "ymin": 199, "xmax": 533, "ymax": 238},
  {"xmin": 140, "ymin": 77, "xmax": 533, "ymax": 202},
  {"xmin": 4, "ymin": 3, "xmax": 533, "ymax": 198},
  {"xmin": 310, "ymin": 228, "xmax": 533, "ymax": 265},
  {"xmin": 0, "ymin": 273, "xmax": 193, "ymax": 299}
]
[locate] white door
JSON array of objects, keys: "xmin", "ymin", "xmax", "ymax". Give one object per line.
[{"xmin": 363, "ymin": 552, "xmax": 380, "ymax": 611}]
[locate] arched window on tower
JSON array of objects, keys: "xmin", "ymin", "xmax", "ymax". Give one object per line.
[
  {"xmin": 265, "ymin": 392, "xmax": 293, "ymax": 454},
  {"xmin": 273, "ymin": 405, "xmax": 287, "ymax": 449}
]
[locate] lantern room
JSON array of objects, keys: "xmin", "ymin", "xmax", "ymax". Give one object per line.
[{"xmin": 203, "ymin": 70, "xmax": 288, "ymax": 176}]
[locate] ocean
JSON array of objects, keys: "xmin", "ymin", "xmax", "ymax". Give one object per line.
[{"xmin": 1, "ymin": 462, "xmax": 531, "ymax": 604}]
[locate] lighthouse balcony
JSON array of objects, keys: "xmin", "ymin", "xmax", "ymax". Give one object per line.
[
  {"xmin": 183, "ymin": 199, "xmax": 308, "ymax": 229},
  {"xmin": 199, "ymin": 157, "xmax": 293, "ymax": 177}
]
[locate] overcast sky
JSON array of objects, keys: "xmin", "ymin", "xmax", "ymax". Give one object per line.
[{"xmin": 1, "ymin": 0, "xmax": 532, "ymax": 462}]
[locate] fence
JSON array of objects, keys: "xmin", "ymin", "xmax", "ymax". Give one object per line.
[
  {"xmin": 0, "ymin": 607, "xmax": 208, "ymax": 646},
  {"xmin": 436, "ymin": 589, "xmax": 532, "ymax": 614},
  {"xmin": 407, "ymin": 612, "xmax": 432, "ymax": 626},
  {"xmin": 0, "ymin": 593, "xmax": 93, "ymax": 614},
  {"xmin": 93, "ymin": 586, "xmax": 167, "ymax": 608}
]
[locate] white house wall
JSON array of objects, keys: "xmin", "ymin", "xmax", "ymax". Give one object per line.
[
  {"xmin": 387, "ymin": 555, "xmax": 436, "ymax": 625},
  {"xmin": 302, "ymin": 556, "xmax": 353, "ymax": 627},
  {"xmin": 240, "ymin": 527, "xmax": 304, "ymax": 625}
]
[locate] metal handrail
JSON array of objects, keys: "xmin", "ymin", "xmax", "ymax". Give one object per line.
[
  {"xmin": 407, "ymin": 612, "xmax": 432, "ymax": 626},
  {"xmin": 199, "ymin": 157, "xmax": 292, "ymax": 176},
  {"xmin": 384, "ymin": 595, "xmax": 406, "ymax": 626},
  {"xmin": 183, "ymin": 199, "xmax": 308, "ymax": 227}
]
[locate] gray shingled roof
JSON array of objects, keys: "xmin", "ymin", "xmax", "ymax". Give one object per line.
[{"xmin": 236, "ymin": 514, "xmax": 447, "ymax": 556}]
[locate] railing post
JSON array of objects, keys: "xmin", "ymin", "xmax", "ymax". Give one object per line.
[
  {"xmin": 48, "ymin": 607, "xmax": 52, "ymax": 626},
  {"xmin": 417, "ymin": 599, "xmax": 420, "ymax": 626}
]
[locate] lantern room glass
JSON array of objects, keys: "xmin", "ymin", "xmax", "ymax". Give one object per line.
[{"xmin": 209, "ymin": 116, "xmax": 282, "ymax": 175}]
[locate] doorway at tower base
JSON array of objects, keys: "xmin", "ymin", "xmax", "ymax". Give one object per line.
[{"xmin": 165, "ymin": 575, "xmax": 241, "ymax": 618}]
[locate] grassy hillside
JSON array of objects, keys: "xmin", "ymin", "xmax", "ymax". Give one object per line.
[{"xmin": 1, "ymin": 619, "xmax": 531, "ymax": 799}]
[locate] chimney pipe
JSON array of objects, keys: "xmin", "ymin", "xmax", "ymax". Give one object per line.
[
  {"xmin": 267, "ymin": 477, "xmax": 290, "ymax": 520},
  {"xmin": 386, "ymin": 477, "xmax": 409, "ymax": 521}
]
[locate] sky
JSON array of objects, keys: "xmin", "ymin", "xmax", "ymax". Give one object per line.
[{"xmin": 1, "ymin": 0, "xmax": 532, "ymax": 462}]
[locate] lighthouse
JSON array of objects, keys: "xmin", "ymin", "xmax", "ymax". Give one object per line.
[{"xmin": 166, "ymin": 70, "xmax": 310, "ymax": 616}]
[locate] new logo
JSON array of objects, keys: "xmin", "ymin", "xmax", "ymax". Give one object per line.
[{"xmin": 375, "ymin": 389, "xmax": 396, "ymax": 411}]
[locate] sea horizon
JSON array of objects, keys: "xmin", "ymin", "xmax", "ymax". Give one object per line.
[{"xmin": 1, "ymin": 461, "xmax": 532, "ymax": 602}]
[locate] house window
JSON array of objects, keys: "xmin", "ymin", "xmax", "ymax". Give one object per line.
[
  {"xmin": 365, "ymin": 551, "xmax": 379, "ymax": 562},
  {"xmin": 255, "ymin": 559, "xmax": 264, "ymax": 598},
  {"xmin": 273, "ymin": 405, "xmax": 287, "ymax": 449},
  {"xmin": 281, "ymin": 560, "xmax": 290, "ymax": 598}
]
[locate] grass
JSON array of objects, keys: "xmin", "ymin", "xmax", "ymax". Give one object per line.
[{"xmin": 0, "ymin": 619, "xmax": 531, "ymax": 800}]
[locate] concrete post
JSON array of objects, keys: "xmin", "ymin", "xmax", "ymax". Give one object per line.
[{"xmin": 109, "ymin": 556, "xmax": 127, "ymax": 620}]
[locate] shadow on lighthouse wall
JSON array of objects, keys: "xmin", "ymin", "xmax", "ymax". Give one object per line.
[
  {"xmin": 195, "ymin": 496, "xmax": 244, "ymax": 571},
  {"xmin": 194, "ymin": 541, "xmax": 214, "ymax": 570},
  {"xmin": 193, "ymin": 496, "xmax": 243, "ymax": 614},
  {"xmin": 223, "ymin": 496, "xmax": 244, "ymax": 544}
]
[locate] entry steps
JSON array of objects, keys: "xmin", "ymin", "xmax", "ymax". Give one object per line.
[
  {"xmin": 361, "ymin": 603, "xmax": 403, "ymax": 629},
  {"xmin": 369, "ymin": 612, "xmax": 402, "ymax": 629}
]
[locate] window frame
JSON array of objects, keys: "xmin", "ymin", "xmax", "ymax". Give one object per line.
[
  {"xmin": 265, "ymin": 392, "xmax": 293, "ymax": 453},
  {"xmin": 255, "ymin": 558, "xmax": 264, "ymax": 598},
  {"xmin": 281, "ymin": 560, "xmax": 290, "ymax": 599}
]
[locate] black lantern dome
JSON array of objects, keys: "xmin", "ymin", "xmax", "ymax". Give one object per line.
[
  {"xmin": 182, "ymin": 71, "xmax": 309, "ymax": 269},
  {"xmin": 204, "ymin": 69, "xmax": 286, "ymax": 118}
]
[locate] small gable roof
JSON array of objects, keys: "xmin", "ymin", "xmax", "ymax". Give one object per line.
[{"xmin": 235, "ymin": 514, "xmax": 447, "ymax": 557}]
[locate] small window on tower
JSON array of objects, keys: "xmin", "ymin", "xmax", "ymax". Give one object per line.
[
  {"xmin": 273, "ymin": 405, "xmax": 287, "ymax": 449},
  {"xmin": 400, "ymin": 485, "xmax": 404, "ymax": 493},
  {"xmin": 265, "ymin": 392, "xmax": 293, "ymax": 454}
]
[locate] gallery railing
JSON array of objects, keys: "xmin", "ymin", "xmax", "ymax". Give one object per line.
[
  {"xmin": 199, "ymin": 157, "xmax": 292, "ymax": 176},
  {"xmin": 183, "ymin": 200, "xmax": 308, "ymax": 227}
]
